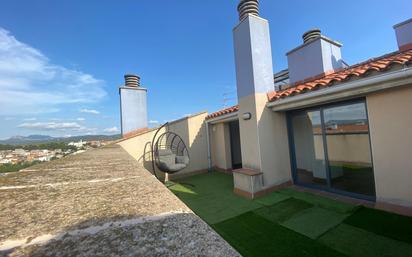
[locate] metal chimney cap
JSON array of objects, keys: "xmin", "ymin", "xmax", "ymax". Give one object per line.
[
  {"xmin": 124, "ymin": 74, "xmax": 141, "ymax": 87},
  {"xmin": 238, "ymin": 0, "xmax": 259, "ymax": 21},
  {"xmin": 302, "ymin": 28, "xmax": 321, "ymax": 43}
]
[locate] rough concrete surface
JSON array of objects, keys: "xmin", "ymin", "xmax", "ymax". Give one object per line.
[{"xmin": 0, "ymin": 144, "xmax": 240, "ymax": 257}]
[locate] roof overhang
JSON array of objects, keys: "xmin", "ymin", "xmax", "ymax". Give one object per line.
[
  {"xmin": 267, "ymin": 67, "xmax": 412, "ymax": 112},
  {"xmin": 206, "ymin": 112, "xmax": 239, "ymax": 124}
]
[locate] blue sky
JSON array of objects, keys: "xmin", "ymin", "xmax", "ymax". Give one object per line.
[{"xmin": 0, "ymin": 0, "xmax": 410, "ymax": 139}]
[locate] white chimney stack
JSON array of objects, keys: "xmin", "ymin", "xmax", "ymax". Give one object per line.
[
  {"xmin": 287, "ymin": 29, "xmax": 345, "ymax": 84},
  {"xmin": 234, "ymin": 0, "xmax": 274, "ymax": 98},
  {"xmin": 119, "ymin": 74, "xmax": 148, "ymax": 137},
  {"xmin": 394, "ymin": 18, "xmax": 412, "ymax": 51}
]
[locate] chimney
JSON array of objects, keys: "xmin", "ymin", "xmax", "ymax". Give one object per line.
[
  {"xmin": 287, "ymin": 29, "xmax": 344, "ymax": 84},
  {"xmin": 234, "ymin": 0, "xmax": 274, "ymax": 99},
  {"xmin": 119, "ymin": 74, "xmax": 148, "ymax": 137},
  {"xmin": 394, "ymin": 18, "xmax": 412, "ymax": 51}
]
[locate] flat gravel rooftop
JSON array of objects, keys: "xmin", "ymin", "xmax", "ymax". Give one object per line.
[{"xmin": 0, "ymin": 144, "xmax": 239, "ymax": 257}]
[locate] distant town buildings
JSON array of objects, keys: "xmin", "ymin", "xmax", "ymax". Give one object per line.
[
  {"xmin": 0, "ymin": 140, "xmax": 114, "ymax": 167},
  {"xmin": 0, "ymin": 149, "xmax": 66, "ymax": 165}
]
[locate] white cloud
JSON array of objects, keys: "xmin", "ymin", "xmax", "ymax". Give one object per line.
[
  {"xmin": 80, "ymin": 108, "xmax": 100, "ymax": 115},
  {"xmin": 103, "ymin": 126, "xmax": 119, "ymax": 133},
  {"xmin": 23, "ymin": 117, "xmax": 37, "ymax": 121},
  {"xmin": 18, "ymin": 122, "xmax": 96, "ymax": 133},
  {"xmin": 77, "ymin": 117, "xmax": 85, "ymax": 121},
  {"xmin": 149, "ymin": 120, "xmax": 159, "ymax": 124},
  {"xmin": 0, "ymin": 28, "xmax": 106, "ymax": 115}
]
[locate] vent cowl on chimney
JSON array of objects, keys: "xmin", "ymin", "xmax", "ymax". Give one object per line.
[
  {"xmin": 238, "ymin": 0, "xmax": 259, "ymax": 21},
  {"xmin": 302, "ymin": 29, "xmax": 321, "ymax": 44},
  {"xmin": 124, "ymin": 74, "xmax": 140, "ymax": 87},
  {"xmin": 394, "ymin": 18, "xmax": 412, "ymax": 51}
]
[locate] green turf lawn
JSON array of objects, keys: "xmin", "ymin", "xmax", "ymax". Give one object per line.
[
  {"xmin": 168, "ymin": 172, "xmax": 262, "ymax": 224},
  {"xmin": 169, "ymin": 172, "xmax": 412, "ymax": 257},
  {"xmin": 213, "ymin": 212, "xmax": 348, "ymax": 257},
  {"xmin": 343, "ymin": 206, "xmax": 412, "ymax": 244}
]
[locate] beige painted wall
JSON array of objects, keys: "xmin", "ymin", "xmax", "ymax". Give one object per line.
[
  {"xmin": 238, "ymin": 93, "xmax": 292, "ymax": 188},
  {"xmin": 117, "ymin": 112, "xmax": 209, "ymax": 179},
  {"xmin": 238, "ymin": 94, "xmax": 261, "ymax": 170},
  {"xmin": 322, "ymin": 135, "xmax": 372, "ymax": 165},
  {"xmin": 210, "ymin": 122, "xmax": 232, "ymax": 170},
  {"xmin": 256, "ymin": 94, "xmax": 292, "ymax": 187},
  {"xmin": 367, "ymin": 85, "xmax": 412, "ymax": 207}
]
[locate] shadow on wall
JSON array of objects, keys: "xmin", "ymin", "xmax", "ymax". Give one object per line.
[
  {"xmin": 118, "ymin": 113, "xmax": 209, "ymax": 180},
  {"xmin": 1, "ymin": 213, "xmax": 218, "ymax": 257},
  {"xmin": 137, "ymin": 141, "xmax": 155, "ymax": 175},
  {"xmin": 167, "ymin": 114, "xmax": 208, "ymax": 179}
]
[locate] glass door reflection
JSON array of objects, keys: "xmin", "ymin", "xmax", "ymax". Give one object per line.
[
  {"xmin": 323, "ymin": 102, "xmax": 375, "ymax": 196},
  {"xmin": 291, "ymin": 110, "xmax": 327, "ymax": 187}
]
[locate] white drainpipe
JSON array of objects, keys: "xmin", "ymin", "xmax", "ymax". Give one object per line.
[{"xmin": 205, "ymin": 121, "xmax": 212, "ymax": 172}]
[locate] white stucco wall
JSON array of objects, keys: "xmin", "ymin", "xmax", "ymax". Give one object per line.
[
  {"xmin": 287, "ymin": 38, "xmax": 343, "ymax": 83},
  {"xmin": 394, "ymin": 18, "xmax": 412, "ymax": 50}
]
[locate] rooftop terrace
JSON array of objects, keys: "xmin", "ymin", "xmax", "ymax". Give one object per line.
[
  {"xmin": 0, "ymin": 144, "xmax": 239, "ymax": 257},
  {"xmin": 170, "ymin": 172, "xmax": 412, "ymax": 257}
]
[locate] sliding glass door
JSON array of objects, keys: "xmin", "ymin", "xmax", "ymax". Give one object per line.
[{"xmin": 289, "ymin": 100, "xmax": 376, "ymax": 199}]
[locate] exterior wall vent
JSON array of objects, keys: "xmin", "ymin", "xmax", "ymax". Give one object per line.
[
  {"xmin": 238, "ymin": 0, "xmax": 259, "ymax": 21},
  {"xmin": 394, "ymin": 18, "xmax": 412, "ymax": 51},
  {"xmin": 287, "ymin": 29, "xmax": 345, "ymax": 84}
]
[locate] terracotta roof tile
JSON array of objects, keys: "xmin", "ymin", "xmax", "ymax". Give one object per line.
[
  {"xmin": 208, "ymin": 50, "xmax": 412, "ymax": 119},
  {"xmin": 267, "ymin": 49, "xmax": 412, "ymax": 102},
  {"xmin": 206, "ymin": 105, "xmax": 239, "ymax": 120}
]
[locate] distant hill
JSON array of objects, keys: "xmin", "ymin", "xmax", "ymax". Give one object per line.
[{"xmin": 0, "ymin": 134, "xmax": 121, "ymax": 145}]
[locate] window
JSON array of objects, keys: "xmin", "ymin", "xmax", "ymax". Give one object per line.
[{"xmin": 289, "ymin": 100, "xmax": 375, "ymax": 199}]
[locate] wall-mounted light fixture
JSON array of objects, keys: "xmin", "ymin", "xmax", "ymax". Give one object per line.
[{"xmin": 242, "ymin": 112, "xmax": 252, "ymax": 120}]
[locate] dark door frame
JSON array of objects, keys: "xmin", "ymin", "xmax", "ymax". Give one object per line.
[{"xmin": 228, "ymin": 120, "xmax": 243, "ymax": 170}]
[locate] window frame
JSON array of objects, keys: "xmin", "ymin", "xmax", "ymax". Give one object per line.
[{"xmin": 286, "ymin": 98, "xmax": 376, "ymax": 201}]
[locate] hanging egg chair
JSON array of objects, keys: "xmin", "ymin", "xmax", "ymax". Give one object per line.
[{"xmin": 151, "ymin": 123, "xmax": 190, "ymax": 178}]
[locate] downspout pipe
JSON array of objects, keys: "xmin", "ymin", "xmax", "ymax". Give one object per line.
[{"xmin": 205, "ymin": 121, "xmax": 212, "ymax": 172}]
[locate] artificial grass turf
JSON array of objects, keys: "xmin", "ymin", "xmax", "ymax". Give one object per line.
[
  {"xmin": 169, "ymin": 172, "xmax": 262, "ymax": 224},
  {"xmin": 170, "ymin": 172, "xmax": 411, "ymax": 257},
  {"xmin": 278, "ymin": 188, "xmax": 357, "ymax": 213},
  {"xmin": 254, "ymin": 198, "xmax": 313, "ymax": 223},
  {"xmin": 281, "ymin": 207, "xmax": 349, "ymax": 239},
  {"xmin": 319, "ymin": 224, "xmax": 412, "ymax": 257},
  {"xmin": 254, "ymin": 191, "xmax": 291, "ymax": 206},
  {"xmin": 169, "ymin": 172, "xmax": 357, "ymax": 225},
  {"xmin": 213, "ymin": 212, "xmax": 348, "ymax": 257},
  {"xmin": 343, "ymin": 206, "xmax": 412, "ymax": 244}
]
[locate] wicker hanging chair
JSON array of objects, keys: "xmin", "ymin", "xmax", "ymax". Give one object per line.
[{"xmin": 151, "ymin": 123, "xmax": 190, "ymax": 176}]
